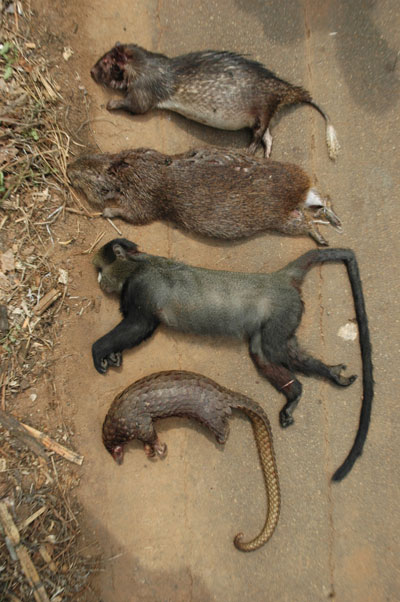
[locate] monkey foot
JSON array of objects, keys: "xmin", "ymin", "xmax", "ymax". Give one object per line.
[
  {"xmin": 99, "ymin": 358, "xmax": 109, "ymax": 374},
  {"xmin": 107, "ymin": 352, "xmax": 122, "ymax": 367},
  {"xmin": 279, "ymin": 409, "xmax": 294, "ymax": 428},
  {"xmin": 330, "ymin": 364, "xmax": 357, "ymax": 387}
]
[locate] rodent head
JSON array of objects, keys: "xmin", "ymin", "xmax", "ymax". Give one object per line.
[
  {"xmin": 68, "ymin": 154, "xmax": 125, "ymax": 210},
  {"xmin": 93, "ymin": 238, "xmax": 139, "ymax": 294},
  {"xmin": 90, "ymin": 43, "xmax": 146, "ymax": 91}
]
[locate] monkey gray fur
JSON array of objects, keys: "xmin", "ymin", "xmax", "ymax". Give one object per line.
[
  {"xmin": 68, "ymin": 147, "xmax": 341, "ymax": 246},
  {"xmin": 92, "ymin": 239, "xmax": 373, "ymax": 482},
  {"xmin": 90, "ymin": 44, "xmax": 340, "ymax": 159}
]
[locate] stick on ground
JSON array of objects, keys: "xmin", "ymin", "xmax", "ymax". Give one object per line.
[
  {"xmin": 0, "ymin": 501, "xmax": 50, "ymax": 602},
  {"xmin": 0, "ymin": 410, "xmax": 83, "ymax": 465}
]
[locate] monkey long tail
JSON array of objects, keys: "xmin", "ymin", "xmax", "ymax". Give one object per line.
[
  {"xmin": 230, "ymin": 401, "xmax": 281, "ymax": 551},
  {"xmin": 287, "ymin": 248, "xmax": 373, "ymax": 481}
]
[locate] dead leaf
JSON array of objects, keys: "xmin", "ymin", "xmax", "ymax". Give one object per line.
[{"xmin": 1, "ymin": 250, "xmax": 14, "ymax": 273}]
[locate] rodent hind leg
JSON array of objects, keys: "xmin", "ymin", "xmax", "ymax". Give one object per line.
[
  {"xmin": 304, "ymin": 190, "xmax": 342, "ymax": 233},
  {"xmin": 249, "ymin": 105, "xmax": 277, "ymax": 156},
  {"xmin": 304, "ymin": 213, "xmax": 329, "ymax": 246},
  {"xmin": 262, "ymin": 128, "xmax": 273, "ymax": 158},
  {"xmin": 288, "ymin": 336, "xmax": 357, "ymax": 387},
  {"xmin": 314, "ymin": 204, "xmax": 343, "ymax": 232}
]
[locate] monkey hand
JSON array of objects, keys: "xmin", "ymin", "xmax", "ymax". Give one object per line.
[{"xmin": 92, "ymin": 341, "xmax": 122, "ymax": 374}]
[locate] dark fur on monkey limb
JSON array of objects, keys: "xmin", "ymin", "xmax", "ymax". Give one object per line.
[{"xmin": 92, "ymin": 239, "xmax": 373, "ymax": 481}]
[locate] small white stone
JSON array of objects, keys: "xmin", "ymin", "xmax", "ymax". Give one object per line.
[{"xmin": 338, "ymin": 323, "xmax": 358, "ymax": 341}]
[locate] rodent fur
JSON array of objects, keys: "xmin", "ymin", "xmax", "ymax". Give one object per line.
[
  {"xmin": 68, "ymin": 147, "xmax": 341, "ymax": 245},
  {"xmin": 90, "ymin": 44, "xmax": 340, "ymax": 159}
]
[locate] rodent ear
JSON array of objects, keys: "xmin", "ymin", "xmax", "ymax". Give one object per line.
[
  {"xmin": 111, "ymin": 44, "xmax": 127, "ymax": 62},
  {"xmin": 108, "ymin": 157, "xmax": 130, "ymax": 174},
  {"xmin": 115, "ymin": 41, "xmax": 122, "ymax": 46}
]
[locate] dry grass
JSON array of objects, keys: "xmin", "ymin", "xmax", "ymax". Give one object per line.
[
  {"xmin": 0, "ymin": 2, "xmax": 99, "ymax": 599},
  {"xmin": 0, "ymin": 2, "xmax": 89, "ymax": 404},
  {"xmin": 0, "ymin": 434, "xmax": 97, "ymax": 600}
]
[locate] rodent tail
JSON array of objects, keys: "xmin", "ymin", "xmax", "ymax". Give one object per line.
[
  {"xmin": 230, "ymin": 398, "xmax": 281, "ymax": 551},
  {"xmin": 280, "ymin": 85, "xmax": 340, "ymax": 160},
  {"xmin": 284, "ymin": 248, "xmax": 373, "ymax": 481},
  {"xmin": 305, "ymin": 100, "xmax": 340, "ymax": 160}
]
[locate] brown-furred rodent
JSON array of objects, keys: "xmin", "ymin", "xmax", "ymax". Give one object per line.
[
  {"xmin": 102, "ymin": 370, "xmax": 280, "ymax": 552},
  {"xmin": 68, "ymin": 147, "xmax": 341, "ymax": 245},
  {"xmin": 91, "ymin": 44, "xmax": 340, "ymax": 159}
]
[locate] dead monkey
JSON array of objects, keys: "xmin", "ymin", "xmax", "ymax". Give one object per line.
[
  {"xmin": 90, "ymin": 44, "xmax": 340, "ymax": 159},
  {"xmin": 91, "ymin": 239, "xmax": 373, "ymax": 482}
]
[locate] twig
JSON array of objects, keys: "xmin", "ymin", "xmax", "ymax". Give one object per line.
[
  {"xmin": 0, "ymin": 411, "xmax": 47, "ymax": 458},
  {"xmin": 19, "ymin": 506, "xmax": 47, "ymax": 530},
  {"xmin": 34, "ymin": 289, "xmax": 62, "ymax": 315},
  {"xmin": 0, "ymin": 410, "xmax": 84, "ymax": 465},
  {"xmin": 106, "ymin": 217, "xmax": 122, "ymax": 235},
  {"xmin": 0, "ymin": 501, "xmax": 50, "ymax": 602},
  {"xmin": 81, "ymin": 231, "xmax": 105, "ymax": 255},
  {"xmin": 65, "ymin": 207, "xmax": 101, "ymax": 218},
  {"xmin": 21, "ymin": 422, "xmax": 84, "ymax": 465},
  {"xmin": 39, "ymin": 545, "xmax": 57, "ymax": 573}
]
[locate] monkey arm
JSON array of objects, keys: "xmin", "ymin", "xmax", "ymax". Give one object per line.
[{"xmin": 92, "ymin": 313, "xmax": 159, "ymax": 374}]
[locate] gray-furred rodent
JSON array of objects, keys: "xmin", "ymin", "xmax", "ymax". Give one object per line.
[
  {"xmin": 90, "ymin": 44, "xmax": 340, "ymax": 159},
  {"xmin": 68, "ymin": 147, "xmax": 342, "ymax": 246},
  {"xmin": 102, "ymin": 370, "xmax": 280, "ymax": 552},
  {"xmin": 92, "ymin": 239, "xmax": 373, "ymax": 482}
]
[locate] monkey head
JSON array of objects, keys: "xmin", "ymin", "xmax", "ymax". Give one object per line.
[{"xmin": 92, "ymin": 238, "xmax": 139, "ymax": 294}]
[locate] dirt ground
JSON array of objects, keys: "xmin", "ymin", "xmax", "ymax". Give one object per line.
[{"xmin": 27, "ymin": 0, "xmax": 400, "ymax": 600}]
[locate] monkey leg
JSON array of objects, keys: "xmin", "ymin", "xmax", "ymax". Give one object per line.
[
  {"xmin": 288, "ymin": 337, "xmax": 357, "ymax": 386},
  {"xmin": 249, "ymin": 333, "xmax": 302, "ymax": 428},
  {"xmin": 92, "ymin": 315, "xmax": 158, "ymax": 374}
]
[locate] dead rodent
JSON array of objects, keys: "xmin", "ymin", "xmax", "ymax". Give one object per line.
[
  {"xmin": 102, "ymin": 370, "xmax": 280, "ymax": 552},
  {"xmin": 68, "ymin": 147, "xmax": 341, "ymax": 246},
  {"xmin": 90, "ymin": 43, "xmax": 340, "ymax": 159}
]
